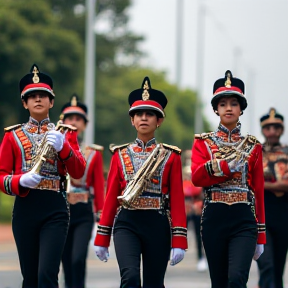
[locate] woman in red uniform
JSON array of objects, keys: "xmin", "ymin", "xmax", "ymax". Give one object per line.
[
  {"xmin": 191, "ymin": 70, "xmax": 266, "ymax": 288},
  {"xmin": 0, "ymin": 64, "xmax": 86, "ymax": 288},
  {"xmin": 60, "ymin": 95, "xmax": 105, "ymax": 288},
  {"xmin": 94, "ymin": 77, "xmax": 187, "ymax": 288}
]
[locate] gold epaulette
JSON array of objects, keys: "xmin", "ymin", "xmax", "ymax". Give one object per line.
[
  {"xmin": 109, "ymin": 143, "xmax": 130, "ymax": 154},
  {"xmin": 194, "ymin": 132, "xmax": 213, "ymax": 140},
  {"xmin": 87, "ymin": 144, "xmax": 104, "ymax": 152},
  {"xmin": 247, "ymin": 134, "xmax": 260, "ymax": 144},
  {"xmin": 162, "ymin": 143, "xmax": 181, "ymax": 154},
  {"xmin": 57, "ymin": 123, "xmax": 77, "ymax": 131},
  {"xmin": 4, "ymin": 124, "xmax": 21, "ymax": 132}
]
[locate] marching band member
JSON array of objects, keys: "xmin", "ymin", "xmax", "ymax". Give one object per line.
[
  {"xmin": 0, "ymin": 64, "xmax": 86, "ymax": 288},
  {"xmin": 257, "ymin": 108, "xmax": 288, "ymax": 288},
  {"xmin": 191, "ymin": 70, "xmax": 266, "ymax": 288},
  {"xmin": 94, "ymin": 77, "xmax": 187, "ymax": 288},
  {"xmin": 61, "ymin": 95, "xmax": 105, "ymax": 288}
]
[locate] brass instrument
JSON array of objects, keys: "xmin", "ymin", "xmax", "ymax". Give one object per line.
[
  {"xmin": 117, "ymin": 144, "xmax": 168, "ymax": 208},
  {"xmin": 66, "ymin": 173, "xmax": 71, "ymax": 193},
  {"xmin": 30, "ymin": 122, "xmax": 76, "ymax": 174}
]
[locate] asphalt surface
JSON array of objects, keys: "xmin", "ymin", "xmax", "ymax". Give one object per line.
[{"xmin": 0, "ymin": 224, "xmax": 287, "ymax": 288}]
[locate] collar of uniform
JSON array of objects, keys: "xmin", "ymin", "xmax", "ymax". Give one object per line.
[
  {"xmin": 134, "ymin": 138, "xmax": 157, "ymax": 152},
  {"xmin": 26, "ymin": 116, "xmax": 51, "ymax": 134},
  {"xmin": 215, "ymin": 121, "xmax": 241, "ymax": 142},
  {"xmin": 263, "ymin": 142, "xmax": 282, "ymax": 152}
]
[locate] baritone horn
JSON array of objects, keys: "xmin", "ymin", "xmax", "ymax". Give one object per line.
[
  {"xmin": 30, "ymin": 122, "xmax": 77, "ymax": 174},
  {"xmin": 117, "ymin": 144, "xmax": 168, "ymax": 207}
]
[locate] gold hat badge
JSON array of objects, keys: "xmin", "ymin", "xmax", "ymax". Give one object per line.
[
  {"xmin": 224, "ymin": 72, "xmax": 231, "ymax": 88},
  {"xmin": 142, "ymin": 80, "xmax": 150, "ymax": 101},
  {"xmin": 269, "ymin": 108, "xmax": 276, "ymax": 119},
  {"xmin": 71, "ymin": 96, "xmax": 77, "ymax": 106},
  {"xmin": 32, "ymin": 66, "xmax": 40, "ymax": 83}
]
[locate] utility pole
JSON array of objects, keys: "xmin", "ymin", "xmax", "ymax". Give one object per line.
[
  {"xmin": 176, "ymin": 0, "xmax": 184, "ymax": 89},
  {"xmin": 84, "ymin": 0, "xmax": 96, "ymax": 145},
  {"xmin": 194, "ymin": 1, "xmax": 205, "ymax": 134}
]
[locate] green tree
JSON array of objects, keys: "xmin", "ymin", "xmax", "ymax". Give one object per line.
[
  {"xmin": 0, "ymin": 0, "xmax": 210, "ymax": 166},
  {"xmin": 0, "ymin": 0, "xmax": 210, "ymax": 222},
  {"xmin": 0, "ymin": 0, "xmax": 145, "ymax": 139},
  {"xmin": 0, "ymin": 0, "xmax": 84, "ymax": 132}
]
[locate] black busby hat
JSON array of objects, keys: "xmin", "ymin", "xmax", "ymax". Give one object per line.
[
  {"xmin": 128, "ymin": 76, "xmax": 167, "ymax": 118},
  {"xmin": 19, "ymin": 64, "xmax": 54, "ymax": 99},
  {"xmin": 61, "ymin": 94, "xmax": 88, "ymax": 123},
  {"xmin": 211, "ymin": 70, "xmax": 247, "ymax": 111},
  {"xmin": 260, "ymin": 108, "xmax": 284, "ymax": 128}
]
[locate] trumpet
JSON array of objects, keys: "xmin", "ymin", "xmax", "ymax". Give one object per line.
[
  {"xmin": 30, "ymin": 121, "xmax": 76, "ymax": 175},
  {"xmin": 117, "ymin": 144, "xmax": 168, "ymax": 207}
]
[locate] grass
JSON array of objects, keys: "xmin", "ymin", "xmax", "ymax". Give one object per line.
[{"xmin": 0, "ymin": 192, "xmax": 14, "ymax": 223}]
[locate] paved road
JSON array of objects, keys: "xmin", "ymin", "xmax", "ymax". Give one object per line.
[{"xmin": 1, "ymin": 224, "xmax": 288, "ymax": 288}]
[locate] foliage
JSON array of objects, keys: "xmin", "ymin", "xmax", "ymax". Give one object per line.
[
  {"xmin": 0, "ymin": 0, "xmax": 210, "ymax": 222},
  {"xmin": 0, "ymin": 193, "xmax": 14, "ymax": 223},
  {"xmin": 0, "ymin": 0, "xmax": 84, "ymax": 130},
  {"xmin": 0, "ymin": 0, "xmax": 209, "ymax": 168}
]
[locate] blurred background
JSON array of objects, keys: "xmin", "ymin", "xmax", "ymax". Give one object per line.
[
  {"xmin": 0, "ymin": 0, "xmax": 287, "ymax": 227},
  {"xmin": 0, "ymin": 0, "xmax": 288, "ymax": 285}
]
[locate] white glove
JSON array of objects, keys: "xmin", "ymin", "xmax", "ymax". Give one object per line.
[
  {"xmin": 20, "ymin": 172, "xmax": 42, "ymax": 188},
  {"xmin": 94, "ymin": 246, "xmax": 109, "ymax": 262},
  {"xmin": 226, "ymin": 152, "xmax": 246, "ymax": 173},
  {"xmin": 253, "ymin": 244, "xmax": 264, "ymax": 260},
  {"xmin": 170, "ymin": 248, "xmax": 185, "ymax": 266},
  {"xmin": 46, "ymin": 130, "xmax": 64, "ymax": 152}
]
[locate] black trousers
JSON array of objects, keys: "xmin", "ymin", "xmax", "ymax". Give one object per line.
[
  {"xmin": 257, "ymin": 192, "xmax": 288, "ymax": 288},
  {"xmin": 62, "ymin": 204, "xmax": 94, "ymax": 288},
  {"xmin": 201, "ymin": 203, "xmax": 257, "ymax": 288},
  {"xmin": 113, "ymin": 209, "xmax": 171, "ymax": 288},
  {"xmin": 187, "ymin": 214, "xmax": 203, "ymax": 260},
  {"xmin": 12, "ymin": 189, "xmax": 69, "ymax": 288}
]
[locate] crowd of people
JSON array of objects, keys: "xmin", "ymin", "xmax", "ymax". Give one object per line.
[{"xmin": 0, "ymin": 64, "xmax": 287, "ymax": 288}]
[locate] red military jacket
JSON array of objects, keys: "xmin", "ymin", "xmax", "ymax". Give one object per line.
[
  {"xmin": 0, "ymin": 117, "xmax": 86, "ymax": 197},
  {"xmin": 86, "ymin": 146, "xmax": 105, "ymax": 212},
  {"xmin": 70, "ymin": 144, "xmax": 105, "ymax": 212},
  {"xmin": 94, "ymin": 138, "xmax": 188, "ymax": 249},
  {"xmin": 191, "ymin": 123, "xmax": 266, "ymax": 244}
]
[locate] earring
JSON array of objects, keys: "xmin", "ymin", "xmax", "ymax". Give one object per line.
[{"xmin": 214, "ymin": 111, "xmax": 219, "ymax": 116}]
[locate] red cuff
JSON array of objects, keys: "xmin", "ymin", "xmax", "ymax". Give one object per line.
[
  {"xmin": 58, "ymin": 141, "xmax": 72, "ymax": 161},
  {"xmin": 171, "ymin": 236, "xmax": 188, "ymax": 249},
  {"xmin": 94, "ymin": 234, "xmax": 111, "ymax": 248},
  {"xmin": 13, "ymin": 174, "xmax": 29, "ymax": 197},
  {"xmin": 257, "ymin": 232, "xmax": 266, "ymax": 244}
]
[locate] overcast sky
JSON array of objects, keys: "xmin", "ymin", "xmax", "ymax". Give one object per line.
[{"xmin": 127, "ymin": 0, "xmax": 288, "ymax": 143}]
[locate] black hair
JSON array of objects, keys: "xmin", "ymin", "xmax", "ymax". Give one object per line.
[
  {"xmin": 22, "ymin": 92, "xmax": 54, "ymax": 104},
  {"xmin": 212, "ymin": 95, "xmax": 246, "ymax": 112},
  {"xmin": 130, "ymin": 109, "xmax": 162, "ymax": 119},
  {"xmin": 63, "ymin": 113, "xmax": 88, "ymax": 124},
  {"xmin": 262, "ymin": 123, "xmax": 283, "ymax": 130}
]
